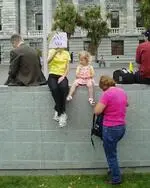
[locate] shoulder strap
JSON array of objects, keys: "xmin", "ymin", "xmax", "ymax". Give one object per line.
[
  {"xmin": 92, "ymin": 113, "xmax": 96, "ymax": 132},
  {"xmin": 91, "ymin": 114, "xmax": 96, "ymax": 149}
]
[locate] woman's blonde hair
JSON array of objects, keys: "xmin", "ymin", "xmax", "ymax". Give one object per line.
[
  {"xmin": 79, "ymin": 51, "xmax": 92, "ymax": 65},
  {"xmin": 99, "ymin": 75, "xmax": 116, "ymax": 91}
]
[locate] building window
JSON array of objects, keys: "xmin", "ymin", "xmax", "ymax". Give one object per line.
[
  {"xmin": 111, "ymin": 11, "xmax": 119, "ymax": 28},
  {"xmin": 83, "ymin": 41, "xmax": 90, "ymax": 51},
  {"xmin": 29, "ymin": 41, "xmax": 41, "ymax": 49},
  {"xmin": 35, "ymin": 0, "xmax": 42, "ymax": 6},
  {"xmin": 0, "ymin": 9, "xmax": 2, "ymax": 30},
  {"xmin": 109, "ymin": 0, "xmax": 120, "ymax": 2},
  {"xmin": 35, "ymin": 13, "xmax": 43, "ymax": 30},
  {"xmin": 0, "ymin": 45, "xmax": 1, "ymax": 64},
  {"xmin": 111, "ymin": 40, "xmax": 124, "ymax": 55},
  {"xmin": 136, "ymin": 10, "xmax": 144, "ymax": 27}
]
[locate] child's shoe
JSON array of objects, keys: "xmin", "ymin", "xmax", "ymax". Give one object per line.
[{"xmin": 88, "ymin": 98, "xmax": 95, "ymax": 106}]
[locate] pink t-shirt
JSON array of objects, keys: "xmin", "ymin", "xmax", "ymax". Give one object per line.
[{"xmin": 99, "ymin": 87, "xmax": 128, "ymax": 127}]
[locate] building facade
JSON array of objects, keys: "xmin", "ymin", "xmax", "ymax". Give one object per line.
[{"xmin": 0, "ymin": 0, "xmax": 145, "ymax": 65}]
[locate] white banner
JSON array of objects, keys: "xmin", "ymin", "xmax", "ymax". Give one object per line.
[{"xmin": 48, "ymin": 32, "xmax": 68, "ymax": 49}]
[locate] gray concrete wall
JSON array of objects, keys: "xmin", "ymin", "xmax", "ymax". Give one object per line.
[{"xmin": 0, "ymin": 85, "xmax": 150, "ymax": 170}]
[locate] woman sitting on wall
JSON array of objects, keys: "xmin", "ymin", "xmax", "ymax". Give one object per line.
[
  {"xmin": 94, "ymin": 75, "xmax": 128, "ymax": 185},
  {"xmin": 47, "ymin": 48, "xmax": 70, "ymax": 128}
]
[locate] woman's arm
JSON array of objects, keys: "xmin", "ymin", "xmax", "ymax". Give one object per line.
[
  {"xmin": 63, "ymin": 62, "xmax": 69, "ymax": 77},
  {"xmin": 94, "ymin": 102, "xmax": 106, "ymax": 115},
  {"xmin": 57, "ymin": 54, "xmax": 70, "ymax": 84}
]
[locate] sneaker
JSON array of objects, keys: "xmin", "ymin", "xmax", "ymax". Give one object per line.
[
  {"xmin": 59, "ymin": 113, "xmax": 67, "ymax": 127},
  {"xmin": 66, "ymin": 95, "xmax": 72, "ymax": 101},
  {"xmin": 53, "ymin": 111, "xmax": 59, "ymax": 122},
  {"xmin": 88, "ymin": 98, "xmax": 95, "ymax": 106}
]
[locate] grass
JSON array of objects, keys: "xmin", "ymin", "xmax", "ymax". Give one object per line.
[{"xmin": 0, "ymin": 173, "xmax": 150, "ymax": 188}]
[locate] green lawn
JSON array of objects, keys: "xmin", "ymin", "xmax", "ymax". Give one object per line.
[{"xmin": 0, "ymin": 174, "xmax": 150, "ymax": 188}]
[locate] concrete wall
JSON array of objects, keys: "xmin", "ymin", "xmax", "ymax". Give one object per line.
[{"xmin": 0, "ymin": 85, "xmax": 150, "ymax": 170}]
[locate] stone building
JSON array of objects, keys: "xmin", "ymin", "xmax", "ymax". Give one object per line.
[{"xmin": 0, "ymin": 0, "xmax": 145, "ymax": 65}]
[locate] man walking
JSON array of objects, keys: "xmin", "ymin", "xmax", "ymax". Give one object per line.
[{"xmin": 5, "ymin": 34, "xmax": 46, "ymax": 86}]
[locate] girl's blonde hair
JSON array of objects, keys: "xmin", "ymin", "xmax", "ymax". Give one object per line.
[
  {"xmin": 79, "ymin": 51, "xmax": 92, "ymax": 65},
  {"xmin": 99, "ymin": 75, "xmax": 116, "ymax": 91}
]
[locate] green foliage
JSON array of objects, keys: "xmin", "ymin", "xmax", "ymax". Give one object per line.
[
  {"xmin": 52, "ymin": 0, "xmax": 77, "ymax": 39},
  {"xmin": 139, "ymin": 0, "xmax": 150, "ymax": 29},
  {"xmin": 52, "ymin": 1, "xmax": 109, "ymax": 55},
  {"xmin": 77, "ymin": 5, "xmax": 110, "ymax": 55}
]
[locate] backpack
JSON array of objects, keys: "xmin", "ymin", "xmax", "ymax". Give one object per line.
[
  {"xmin": 113, "ymin": 68, "xmax": 135, "ymax": 84},
  {"xmin": 91, "ymin": 114, "xmax": 103, "ymax": 148}
]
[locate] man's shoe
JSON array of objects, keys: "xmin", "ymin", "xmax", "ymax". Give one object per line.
[
  {"xmin": 107, "ymin": 169, "xmax": 111, "ymax": 176},
  {"xmin": 105, "ymin": 180, "xmax": 122, "ymax": 185}
]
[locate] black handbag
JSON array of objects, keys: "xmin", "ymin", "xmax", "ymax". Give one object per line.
[
  {"xmin": 113, "ymin": 68, "xmax": 135, "ymax": 84},
  {"xmin": 91, "ymin": 114, "xmax": 103, "ymax": 148}
]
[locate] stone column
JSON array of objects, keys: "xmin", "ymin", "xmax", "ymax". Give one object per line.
[
  {"xmin": 100, "ymin": 0, "xmax": 106, "ymax": 20},
  {"xmin": 46, "ymin": 0, "xmax": 53, "ymax": 34},
  {"xmin": 127, "ymin": 0, "xmax": 134, "ymax": 32},
  {"xmin": 72, "ymin": 0, "xmax": 78, "ymax": 10},
  {"xmin": 20, "ymin": 0, "xmax": 27, "ymax": 36}
]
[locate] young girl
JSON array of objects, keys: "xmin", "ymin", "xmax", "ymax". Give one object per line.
[{"xmin": 67, "ymin": 51, "xmax": 95, "ymax": 105}]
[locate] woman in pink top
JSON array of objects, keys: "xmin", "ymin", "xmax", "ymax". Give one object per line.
[{"xmin": 94, "ymin": 75, "xmax": 128, "ymax": 185}]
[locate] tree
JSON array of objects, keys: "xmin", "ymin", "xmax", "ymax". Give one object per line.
[
  {"xmin": 139, "ymin": 0, "xmax": 150, "ymax": 29},
  {"xmin": 52, "ymin": 0, "xmax": 77, "ymax": 39},
  {"xmin": 77, "ymin": 5, "xmax": 110, "ymax": 56}
]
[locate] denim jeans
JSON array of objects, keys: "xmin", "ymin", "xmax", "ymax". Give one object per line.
[{"xmin": 102, "ymin": 125, "xmax": 125, "ymax": 183}]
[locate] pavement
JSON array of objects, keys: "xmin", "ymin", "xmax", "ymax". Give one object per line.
[{"xmin": 0, "ymin": 64, "xmax": 128, "ymax": 85}]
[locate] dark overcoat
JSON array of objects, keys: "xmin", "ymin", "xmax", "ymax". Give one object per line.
[{"xmin": 5, "ymin": 44, "xmax": 46, "ymax": 86}]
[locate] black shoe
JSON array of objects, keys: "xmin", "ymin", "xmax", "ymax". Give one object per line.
[
  {"xmin": 107, "ymin": 169, "xmax": 111, "ymax": 175},
  {"xmin": 105, "ymin": 180, "xmax": 122, "ymax": 185}
]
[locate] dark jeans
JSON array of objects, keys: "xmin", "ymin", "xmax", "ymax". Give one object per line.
[
  {"xmin": 102, "ymin": 125, "xmax": 125, "ymax": 183},
  {"xmin": 48, "ymin": 74, "xmax": 69, "ymax": 116},
  {"xmin": 135, "ymin": 71, "xmax": 150, "ymax": 84}
]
